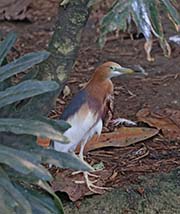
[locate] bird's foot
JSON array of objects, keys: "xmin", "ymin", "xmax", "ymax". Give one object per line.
[
  {"xmin": 75, "ymin": 172, "xmax": 111, "ymax": 193},
  {"xmin": 111, "ymin": 118, "xmax": 137, "ymax": 126},
  {"xmin": 84, "ymin": 172, "xmax": 111, "ymax": 193},
  {"xmin": 72, "ymin": 171, "xmax": 99, "ymax": 178}
]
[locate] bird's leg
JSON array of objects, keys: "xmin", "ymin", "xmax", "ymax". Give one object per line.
[
  {"xmin": 73, "ymin": 139, "xmax": 98, "ymax": 177},
  {"xmin": 73, "ymin": 140, "xmax": 111, "ymax": 192},
  {"xmin": 72, "ymin": 138, "xmax": 93, "ymax": 174},
  {"xmin": 111, "ymin": 118, "xmax": 137, "ymax": 126},
  {"xmin": 79, "ymin": 139, "xmax": 86, "ymax": 161}
]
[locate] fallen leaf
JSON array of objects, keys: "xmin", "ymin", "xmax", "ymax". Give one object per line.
[
  {"xmin": 77, "ymin": 127, "xmax": 158, "ymax": 154},
  {"xmin": 136, "ymin": 108, "xmax": 180, "ymax": 140},
  {"xmin": 51, "ymin": 169, "xmax": 112, "ymax": 201}
]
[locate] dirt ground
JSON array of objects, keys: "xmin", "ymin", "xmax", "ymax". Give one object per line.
[{"xmin": 1, "ymin": 0, "xmax": 180, "ymax": 201}]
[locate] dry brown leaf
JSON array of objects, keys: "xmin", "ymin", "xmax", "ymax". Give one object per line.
[
  {"xmin": 76, "ymin": 127, "xmax": 158, "ymax": 154},
  {"xmin": 136, "ymin": 108, "xmax": 180, "ymax": 140},
  {"xmin": 51, "ymin": 169, "xmax": 112, "ymax": 201},
  {"xmin": 38, "ymin": 126, "xmax": 158, "ymax": 151}
]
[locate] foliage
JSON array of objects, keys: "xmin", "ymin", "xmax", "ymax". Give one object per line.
[
  {"xmin": 0, "ymin": 32, "xmax": 91, "ymax": 214},
  {"xmin": 89, "ymin": 0, "xmax": 180, "ymax": 61}
]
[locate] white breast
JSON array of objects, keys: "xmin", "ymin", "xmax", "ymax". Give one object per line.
[{"xmin": 53, "ymin": 111, "xmax": 102, "ymax": 153}]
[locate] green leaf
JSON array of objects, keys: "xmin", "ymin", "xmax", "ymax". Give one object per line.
[
  {"xmin": 0, "ymin": 166, "xmax": 32, "ymax": 214},
  {"xmin": 161, "ymin": 0, "xmax": 180, "ymax": 29},
  {"xmin": 131, "ymin": 0, "xmax": 152, "ymax": 40},
  {"xmin": 15, "ymin": 183, "xmax": 63, "ymax": 214},
  {"xmin": 147, "ymin": 0, "xmax": 163, "ymax": 37},
  {"xmin": 38, "ymin": 148, "xmax": 92, "ymax": 171},
  {"xmin": 0, "ymin": 32, "xmax": 17, "ymax": 66},
  {"xmin": 1, "ymin": 137, "xmax": 92, "ymax": 172},
  {"xmin": 0, "ymin": 118, "xmax": 67, "ymax": 142},
  {"xmin": 35, "ymin": 116, "xmax": 71, "ymax": 133},
  {"xmin": 0, "ymin": 145, "xmax": 52, "ymax": 181},
  {"xmin": 99, "ymin": 0, "xmax": 130, "ymax": 47},
  {"xmin": 147, "ymin": 0, "xmax": 171, "ymax": 57},
  {"xmin": 37, "ymin": 180, "xmax": 64, "ymax": 214},
  {"xmin": 0, "ymin": 80, "xmax": 59, "ymax": 109},
  {"xmin": 0, "ymin": 51, "xmax": 50, "ymax": 82}
]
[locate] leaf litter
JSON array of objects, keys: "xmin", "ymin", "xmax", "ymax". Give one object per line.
[
  {"xmin": 49, "ymin": 107, "xmax": 180, "ymax": 201},
  {"xmin": 49, "ymin": 124, "xmax": 159, "ymax": 201},
  {"xmin": 137, "ymin": 108, "xmax": 180, "ymax": 141}
]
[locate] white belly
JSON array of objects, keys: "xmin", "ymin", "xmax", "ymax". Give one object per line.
[{"xmin": 54, "ymin": 111, "xmax": 102, "ymax": 153}]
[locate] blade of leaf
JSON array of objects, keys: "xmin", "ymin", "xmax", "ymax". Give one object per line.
[
  {"xmin": 131, "ymin": 0, "xmax": 152, "ymax": 39},
  {"xmin": 34, "ymin": 116, "xmax": 71, "ymax": 133},
  {"xmin": 147, "ymin": 0, "xmax": 171, "ymax": 57},
  {"xmin": 2, "ymin": 138, "xmax": 92, "ymax": 171},
  {"xmin": 99, "ymin": 0, "xmax": 130, "ymax": 46},
  {"xmin": 0, "ymin": 145, "xmax": 52, "ymax": 181},
  {"xmin": 0, "ymin": 118, "xmax": 67, "ymax": 142},
  {"xmin": 15, "ymin": 183, "xmax": 62, "ymax": 214},
  {"xmin": 161, "ymin": 0, "xmax": 180, "ymax": 30},
  {"xmin": 37, "ymin": 180, "xmax": 64, "ymax": 214},
  {"xmin": 0, "ymin": 51, "xmax": 50, "ymax": 82},
  {"xmin": 0, "ymin": 166, "xmax": 32, "ymax": 214},
  {"xmin": 0, "ymin": 80, "xmax": 59, "ymax": 109},
  {"xmin": 0, "ymin": 32, "xmax": 17, "ymax": 66},
  {"xmin": 0, "ymin": 187, "xmax": 13, "ymax": 214},
  {"xmin": 148, "ymin": 0, "xmax": 163, "ymax": 37},
  {"xmin": 38, "ymin": 148, "xmax": 93, "ymax": 171}
]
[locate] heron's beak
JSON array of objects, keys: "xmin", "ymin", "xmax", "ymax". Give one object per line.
[{"xmin": 116, "ymin": 66, "xmax": 134, "ymax": 74}]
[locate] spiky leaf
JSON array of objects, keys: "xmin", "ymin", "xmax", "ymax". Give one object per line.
[
  {"xmin": 37, "ymin": 148, "xmax": 92, "ymax": 171},
  {"xmin": 161, "ymin": 0, "xmax": 180, "ymax": 30},
  {"xmin": 98, "ymin": 0, "xmax": 180, "ymax": 60},
  {"xmin": 0, "ymin": 145, "xmax": 52, "ymax": 181},
  {"xmin": 0, "ymin": 118, "xmax": 67, "ymax": 142},
  {"xmin": 0, "ymin": 166, "xmax": 32, "ymax": 214},
  {"xmin": 0, "ymin": 51, "xmax": 50, "ymax": 82},
  {"xmin": 15, "ymin": 183, "xmax": 63, "ymax": 214},
  {"xmin": 0, "ymin": 80, "xmax": 59, "ymax": 109},
  {"xmin": 0, "ymin": 32, "xmax": 17, "ymax": 66}
]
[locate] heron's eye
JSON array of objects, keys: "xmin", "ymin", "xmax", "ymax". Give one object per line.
[{"xmin": 110, "ymin": 66, "xmax": 114, "ymax": 70}]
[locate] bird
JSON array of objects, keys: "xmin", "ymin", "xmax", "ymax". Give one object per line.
[{"xmin": 53, "ymin": 61, "xmax": 134, "ymax": 192}]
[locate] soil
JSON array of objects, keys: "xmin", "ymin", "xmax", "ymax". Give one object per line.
[{"xmin": 1, "ymin": 0, "xmax": 180, "ymax": 201}]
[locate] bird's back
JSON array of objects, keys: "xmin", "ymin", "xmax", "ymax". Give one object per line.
[{"xmin": 60, "ymin": 90, "xmax": 87, "ymax": 121}]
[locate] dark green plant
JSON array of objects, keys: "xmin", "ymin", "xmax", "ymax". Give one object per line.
[
  {"xmin": 0, "ymin": 32, "xmax": 91, "ymax": 214},
  {"xmin": 89, "ymin": 0, "xmax": 180, "ymax": 61}
]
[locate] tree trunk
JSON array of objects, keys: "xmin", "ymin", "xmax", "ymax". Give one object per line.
[{"xmin": 14, "ymin": 0, "xmax": 91, "ymax": 118}]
